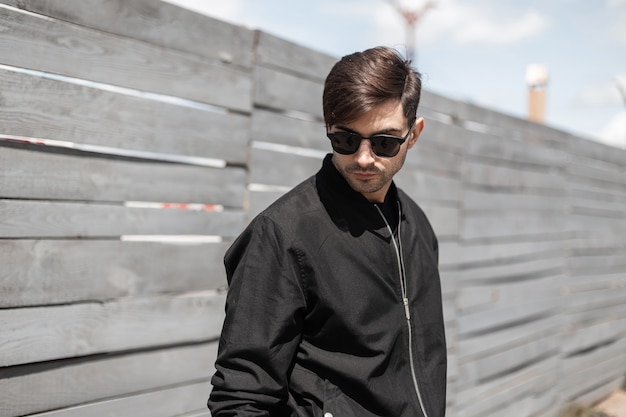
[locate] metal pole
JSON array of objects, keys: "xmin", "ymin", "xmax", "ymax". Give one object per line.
[
  {"xmin": 615, "ymin": 78, "xmax": 626, "ymax": 147},
  {"xmin": 387, "ymin": 1, "xmax": 434, "ymax": 63}
]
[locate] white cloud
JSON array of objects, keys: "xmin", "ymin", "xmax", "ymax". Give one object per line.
[
  {"xmin": 373, "ymin": 0, "xmax": 550, "ymax": 47},
  {"xmin": 452, "ymin": 10, "xmax": 549, "ymax": 45},
  {"xmin": 575, "ymin": 76, "xmax": 626, "ymax": 107},
  {"xmin": 607, "ymin": 0, "xmax": 626, "ymax": 7},
  {"xmin": 597, "ymin": 111, "xmax": 626, "ymax": 148},
  {"xmin": 611, "ymin": 14, "xmax": 626, "ymax": 43}
]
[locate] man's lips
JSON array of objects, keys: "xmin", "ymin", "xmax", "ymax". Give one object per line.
[{"xmin": 352, "ymin": 171, "xmax": 376, "ymax": 180}]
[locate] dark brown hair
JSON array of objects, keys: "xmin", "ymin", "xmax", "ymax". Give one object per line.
[{"xmin": 322, "ymin": 46, "xmax": 422, "ymax": 127}]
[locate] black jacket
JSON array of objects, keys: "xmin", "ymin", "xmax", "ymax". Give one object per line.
[{"xmin": 209, "ymin": 155, "xmax": 447, "ymax": 417}]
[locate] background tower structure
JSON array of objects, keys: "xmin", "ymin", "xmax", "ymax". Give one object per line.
[
  {"xmin": 525, "ymin": 64, "xmax": 549, "ymax": 124},
  {"xmin": 387, "ymin": 0, "xmax": 434, "ymax": 63}
]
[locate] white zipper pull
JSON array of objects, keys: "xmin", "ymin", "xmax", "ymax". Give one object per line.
[{"xmin": 403, "ymin": 297, "xmax": 411, "ymax": 320}]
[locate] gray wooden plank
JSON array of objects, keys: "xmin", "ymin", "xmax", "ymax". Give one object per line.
[
  {"xmin": 454, "ymin": 101, "xmax": 557, "ymax": 145},
  {"xmin": 0, "ymin": 343, "xmax": 217, "ymax": 417},
  {"xmin": 0, "ymin": 69, "xmax": 250, "ymax": 164},
  {"xmin": 418, "ymin": 118, "xmax": 466, "ymax": 153},
  {"xmin": 463, "ymin": 189, "xmax": 566, "ymax": 212},
  {"xmin": 28, "ymin": 380, "xmax": 211, "ymax": 417},
  {"xmin": 560, "ymin": 287, "xmax": 626, "ymax": 314},
  {"xmin": 457, "ymin": 334, "xmax": 558, "ymax": 386},
  {"xmin": 251, "ymin": 109, "xmax": 327, "ymax": 150},
  {"xmin": 439, "ymin": 241, "xmax": 462, "ymax": 268},
  {"xmin": 0, "ymin": 239, "xmax": 229, "ymax": 308},
  {"xmin": 455, "ymin": 356, "xmax": 559, "ymax": 417},
  {"xmin": 568, "ymin": 196, "xmax": 626, "ymax": 216},
  {"xmin": 457, "ymin": 275, "xmax": 562, "ymax": 312},
  {"xmin": 0, "ymin": 199, "xmax": 245, "ymax": 238},
  {"xmin": 567, "ymin": 183, "xmax": 626, "ymax": 208},
  {"xmin": 0, "ymin": 147, "xmax": 245, "ymax": 206},
  {"xmin": 249, "ymin": 147, "xmax": 322, "ymax": 187},
  {"xmin": 248, "ymin": 189, "xmax": 286, "ymax": 222},
  {"xmin": 416, "ymin": 204, "xmax": 460, "ymax": 238},
  {"xmin": 562, "ymin": 301, "xmax": 626, "ymax": 330},
  {"xmin": 0, "ymin": 6, "xmax": 252, "ymax": 111},
  {"xmin": 420, "ymin": 90, "xmax": 464, "ymax": 121},
  {"xmin": 463, "ymin": 129, "xmax": 568, "ymax": 168},
  {"xmin": 176, "ymin": 411, "xmax": 212, "ymax": 417},
  {"xmin": 522, "ymin": 121, "xmax": 572, "ymax": 148},
  {"xmin": 569, "ymin": 202, "xmax": 626, "ymax": 220},
  {"xmin": 567, "ymin": 154, "xmax": 626, "ymax": 187},
  {"xmin": 457, "ymin": 315, "xmax": 558, "ymax": 360},
  {"xmin": 255, "ymin": 31, "xmax": 337, "ymax": 81},
  {"xmin": 460, "ymin": 258, "xmax": 564, "ymax": 285},
  {"xmin": 476, "ymin": 388, "xmax": 556, "ymax": 417},
  {"xmin": 567, "ymin": 213, "xmax": 626, "ymax": 236},
  {"xmin": 254, "ymin": 66, "xmax": 324, "ymax": 116},
  {"xmin": 567, "ymin": 252, "xmax": 626, "ymax": 274},
  {"xmin": 403, "ymin": 140, "xmax": 463, "ymax": 177},
  {"xmin": 569, "ymin": 198, "xmax": 626, "ymax": 219},
  {"xmin": 457, "ymin": 299, "xmax": 557, "ymax": 336},
  {"xmin": 0, "ymin": 292, "xmax": 225, "ymax": 367},
  {"xmin": 461, "ymin": 210, "xmax": 567, "ymax": 240},
  {"xmin": 395, "ymin": 167, "xmax": 462, "ymax": 205},
  {"xmin": 560, "ymin": 317, "xmax": 626, "ymax": 355},
  {"xmin": 7, "ymin": 0, "xmax": 255, "ymax": 67},
  {"xmin": 567, "ymin": 133, "xmax": 626, "ymax": 166},
  {"xmin": 462, "ymin": 160, "xmax": 566, "ymax": 191},
  {"xmin": 572, "ymin": 377, "xmax": 626, "ymax": 409},
  {"xmin": 461, "ymin": 240, "xmax": 565, "ymax": 266},
  {"xmin": 564, "ymin": 271, "xmax": 626, "ymax": 293},
  {"xmin": 567, "ymin": 235, "xmax": 626, "ymax": 252},
  {"xmin": 559, "ymin": 340, "xmax": 626, "ymax": 402}
]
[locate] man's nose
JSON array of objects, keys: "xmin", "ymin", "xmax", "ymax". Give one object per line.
[{"xmin": 355, "ymin": 139, "xmax": 376, "ymax": 165}]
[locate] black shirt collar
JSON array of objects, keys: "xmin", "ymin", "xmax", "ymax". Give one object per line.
[{"xmin": 315, "ymin": 154, "xmax": 399, "ymax": 236}]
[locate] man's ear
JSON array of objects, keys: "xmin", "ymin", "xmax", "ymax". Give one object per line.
[{"xmin": 407, "ymin": 117, "xmax": 425, "ymax": 150}]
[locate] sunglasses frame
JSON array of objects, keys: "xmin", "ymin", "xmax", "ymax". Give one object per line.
[{"xmin": 326, "ymin": 119, "xmax": 416, "ymax": 158}]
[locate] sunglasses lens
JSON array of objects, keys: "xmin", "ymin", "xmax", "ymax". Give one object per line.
[
  {"xmin": 327, "ymin": 132, "xmax": 404, "ymax": 157},
  {"xmin": 371, "ymin": 135, "xmax": 401, "ymax": 157},
  {"xmin": 328, "ymin": 132, "xmax": 360, "ymax": 155}
]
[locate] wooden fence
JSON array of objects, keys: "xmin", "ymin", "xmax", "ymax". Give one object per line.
[{"xmin": 1, "ymin": 1, "xmax": 625, "ymax": 416}]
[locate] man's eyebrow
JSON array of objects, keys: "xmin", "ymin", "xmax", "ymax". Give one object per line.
[{"xmin": 334, "ymin": 125, "xmax": 402, "ymax": 135}]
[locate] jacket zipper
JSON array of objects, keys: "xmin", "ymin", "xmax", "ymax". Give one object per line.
[{"xmin": 375, "ymin": 204, "xmax": 429, "ymax": 417}]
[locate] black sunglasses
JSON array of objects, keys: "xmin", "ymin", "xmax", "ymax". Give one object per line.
[{"xmin": 326, "ymin": 119, "xmax": 416, "ymax": 158}]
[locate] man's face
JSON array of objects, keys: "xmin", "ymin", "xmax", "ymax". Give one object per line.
[{"xmin": 328, "ymin": 100, "xmax": 424, "ymax": 203}]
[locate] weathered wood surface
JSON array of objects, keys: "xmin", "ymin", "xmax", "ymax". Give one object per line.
[
  {"xmin": 255, "ymin": 31, "xmax": 337, "ymax": 81},
  {"xmin": 558, "ymin": 338, "xmax": 626, "ymax": 402},
  {"xmin": 0, "ymin": 343, "xmax": 217, "ymax": 417},
  {"xmin": 0, "ymin": 69, "xmax": 250, "ymax": 164},
  {"xmin": 249, "ymin": 146, "xmax": 323, "ymax": 188},
  {"xmin": 0, "ymin": 146, "xmax": 245, "ymax": 206},
  {"xmin": 396, "ymin": 168, "xmax": 461, "ymax": 205},
  {"xmin": 28, "ymin": 380, "xmax": 211, "ymax": 417},
  {"xmin": 1, "ymin": 1, "xmax": 626, "ymax": 416},
  {"xmin": 3, "ymin": 0, "xmax": 255, "ymax": 67},
  {"xmin": 0, "ymin": 199, "xmax": 244, "ymax": 238},
  {"xmin": 0, "ymin": 292, "xmax": 224, "ymax": 367},
  {"xmin": 0, "ymin": 240, "xmax": 229, "ymax": 308},
  {"xmin": 454, "ymin": 356, "xmax": 559, "ymax": 417},
  {"xmin": 248, "ymin": 189, "xmax": 287, "ymax": 222},
  {"xmin": 462, "ymin": 209, "xmax": 567, "ymax": 240},
  {"xmin": 0, "ymin": 5, "xmax": 252, "ymax": 112},
  {"xmin": 251, "ymin": 109, "xmax": 326, "ymax": 150},
  {"xmin": 254, "ymin": 65, "xmax": 324, "ymax": 116}
]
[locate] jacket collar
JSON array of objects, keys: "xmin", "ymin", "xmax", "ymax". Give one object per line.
[{"xmin": 315, "ymin": 154, "xmax": 399, "ymax": 237}]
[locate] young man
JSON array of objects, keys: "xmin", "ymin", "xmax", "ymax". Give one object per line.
[{"xmin": 208, "ymin": 46, "xmax": 447, "ymax": 417}]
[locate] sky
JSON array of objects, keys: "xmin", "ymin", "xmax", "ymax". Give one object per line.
[{"xmin": 163, "ymin": 0, "xmax": 626, "ymax": 149}]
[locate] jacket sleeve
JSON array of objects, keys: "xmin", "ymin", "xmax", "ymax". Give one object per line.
[{"xmin": 208, "ymin": 215, "xmax": 307, "ymax": 416}]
